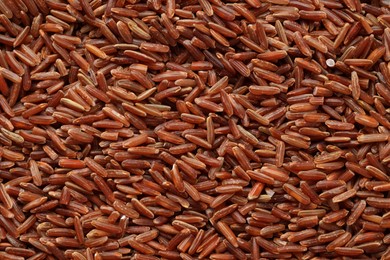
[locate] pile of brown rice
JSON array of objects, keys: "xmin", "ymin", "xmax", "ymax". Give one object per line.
[{"xmin": 0, "ymin": 0, "xmax": 390, "ymax": 259}]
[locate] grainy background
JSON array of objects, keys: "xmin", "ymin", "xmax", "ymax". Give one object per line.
[{"xmin": 0, "ymin": 0, "xmax": 389, "ymax": 259}]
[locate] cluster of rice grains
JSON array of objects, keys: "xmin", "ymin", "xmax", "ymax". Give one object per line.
[{"xmin": 1, "ymin": 0, "xmax": 390, "ymax": 259}]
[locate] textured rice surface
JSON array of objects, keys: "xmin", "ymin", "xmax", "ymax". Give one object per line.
[{"xmin": 0, "ymin": 0, "xmax": 390, "ymax": 259}]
